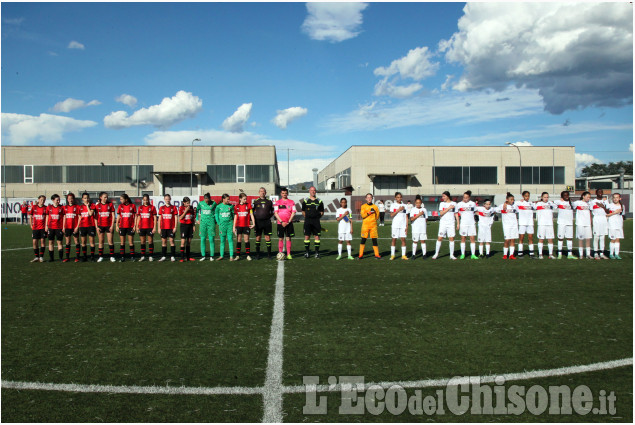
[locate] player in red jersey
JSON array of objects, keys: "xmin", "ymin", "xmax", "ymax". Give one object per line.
[
  {"xmin": 63, "ymin": 193, "xmax": 81, "ymax": 262},
  {"xmin": 116, "ymin": 193, "xmax": 137, "ymax": 262},
  {"xmin": 20, "ymin": 201, "xmax": 29, "ymax": 225},
  {"xmin": 158, "ymin": 194, "xmax": 178, "ymax": 262},
  {"xmin": 77, "ymin": 192, "xmax": 97, "ymax": 262},
  {"xmin": 136, "ymin": 194, "xmax": 158, "ymax": 262},
  {"xmin": 29, "ymin": 195, "xmax": 48, "ymax": 262},
  {"xmin": 45, "ymin": 194, "xmax": 65, "ymax": 262},
  {"xmin": 95, "ymin": 192, "xmax": 116, "ymax": 263},
  {"xmin": 178, "ymin": 197, "xmax": 196, "ymax": 262},
  {"xmin": 233, "ymin": 193, "xmax": 255, "ymax": 261}
]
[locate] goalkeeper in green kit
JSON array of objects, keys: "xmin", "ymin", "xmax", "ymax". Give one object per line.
[
  {"xmin": 215, "ymin": 193, "xmax": 235, "ymax": 261},
  {"xmin": 197, "ymin": 192, "xmax": 217, "ymax": 261}
]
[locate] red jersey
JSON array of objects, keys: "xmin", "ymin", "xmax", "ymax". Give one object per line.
[
  {"xmin": 179, "ymin": 205, "xmax": 195, "ymax": 224},
  {"xmin": 30, "ymin": 204, "xmax": 47, "ymax": 230},
  {"xmin": 95, "ymin": 202, "xmax": 115, "ymax": 227},
  {"xmin": 138, "ymin": 205, "xmax": 157, "ymax": 229},
  {"xmin": 64, "ymin": 204, "xmax": 81, "ymax": 229},
  {"xmin": 20, "ymin": 204, "xmax": 28, "ymax": 214},
  {"xmin": 235, "ymin": 203, "xmax": 252, "ymax": 227},
  {"xmin": 78, "ymin": 203, "xmax": 96, "ymax": 227},
  {"xmin": 159, "ymin": 205, "xmax": 178, "ymax": 230},
  {"xmin": 47, "ymin": 204, "xmax": 65, "ymax": 229},
  {"xmin": 117, "ymin": 203, "xmax": 137, "ymax": 228}
]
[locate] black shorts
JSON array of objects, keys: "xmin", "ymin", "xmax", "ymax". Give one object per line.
[
  {"xmin": 254, "ymin": 219, "xmax": 272, "ymax": 237},
  {"xmin": 277, "ymin": 223, "xmax": 295, "ymax": 238},
  {"xmin": 119, "ymin": 227, "xmax": 135, "ymax": 237},
  {"xmin": 98, "ymin": 226, "xmax": 111, "ymax": 234},
  {"xmin": 79, "ymin": 227, "xmax": 96, "ymax": 237},
  {"xmin": 48, "ymin": 229, "xmax": 64, "ymax": 241},
  {"xmin": 32, "ymin": 229, "xmax": 47, "ymax": 240},
  {"xmin": 303, "ymin": 219, "xmax": 321, "ymax": 236},
  {"xmin": 139, "ymin": 228, "xmax": 154, "ymax": 237},
  {"xmin": 236, "ymin": 226, "xmax": 251, "ymax": 235},
  {"xmin": 161, "ymin": 229, "xmax": 175, "ymax": 239},
  {"xmin": 180, "ymin": 224, "xmax": 194, "ymax": 239},
  {"xmin": 64, "ymin": 229, "xmax": 79, "ymax": 238}
]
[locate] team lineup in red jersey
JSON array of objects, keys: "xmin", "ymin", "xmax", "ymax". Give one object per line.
[{"xmin": 25, "ymin": 185, "xmax": 626, "ymax": 263}]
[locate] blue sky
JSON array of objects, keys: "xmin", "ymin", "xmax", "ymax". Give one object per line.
[{"xmin": 2, "ymin": 2, "xmax": 632, "ymax": 184}]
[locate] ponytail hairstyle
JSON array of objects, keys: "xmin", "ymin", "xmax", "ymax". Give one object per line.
[
  {"xmin": 540, "ymin": 192, "xmax": 549, "ymax": 202},
  {"xmin": 464, "ymin": 190, "xmax": 472, "ymax": 200},
  {"xmin": 506, "ymin": 192, "xmax": 514, "ymax": 203},
  {"xmin": 120, "ymin": 193, "xmax": 131, "ymax": 205},
  {"xmin": 239, "ymin": 193, "xmax": 247, "ymax": 200},
  {"xmin": 221, "ymin": 193, "xmax": 230, "ymax": 200},
  {"xmin": 415, "ymin": 194, "xmax": 422, "ymax": 201},
  {"xmin": 203, "ymin": 192, "xmax": 211, "ymax": 200}
]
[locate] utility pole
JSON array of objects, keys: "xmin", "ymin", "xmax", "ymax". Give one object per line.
[{"xmin": 281, "ymin": 148, "xmax": 294, "ymax": 190}]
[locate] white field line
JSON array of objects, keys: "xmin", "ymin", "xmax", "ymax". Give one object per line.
[
  {"xmin": 2, "ymin": 358, "xmax": 632, "ymax": 397},
  {"xmin": 262, "ymin": 260, "xmax": 286, "ymax": 423}
]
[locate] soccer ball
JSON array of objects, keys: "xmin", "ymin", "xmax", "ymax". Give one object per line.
[{"xmin": 276, "ymin": 252, "xmax": 286, "ymax": 261}]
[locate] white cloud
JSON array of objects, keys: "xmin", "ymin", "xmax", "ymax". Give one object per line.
[
  {"xmin": 575, "ymin": 153, "xmax": 604, "ymax": 176},
  {"xmin": 51, "ymin": 98, "xmax": 101, "ymax": 113},
  {"xmin": 222, "ymin": 103, "xmax": 252, "ymax": 133},
  {"xmin": 272, "ymin": 106, "xmax": 308, "ymax": 130},
  {"xmin": 47, "ymin": 51, "xmax": 58, "ymax": 57},
  {"xmin": 67, "ymin": 40, "xmax": 85, "ymax": 50},
  {"xmin": 373, "ymin": 79, "xmax": 422, "ymax": 98},
  {"xmin": 373, "ymin": 46, "xmax": 439, "ymax": 99},
  {"xmin": 1, "ymin": 113, "xmax": 97, "ymax": 144},
  {"xmin": 301, "ymin": 2, "xmax": 368, "ymax": 42},
  {"xmin": 277, "ymin": 158, "xmax": 336, "ymax": 186},
  {"xmin": 116, "ymin": 94, "xmax": 138, "ymax": 108},
  {"xmin": 630, "ymin": 143, "xmax": 633, "ymax": 152},
  {"xmin": 510, "ymin": 141, "xmax": 533, "ymax": 147},
  {"xmin": 104, "ymin": 90, "xmax": 202, "ymax": 129},
  {"xmin": 324, "ymin": 86, "xmax": 543, "ymax": 133},
  {"xmin": 440, "ymin": 3, "xmax": 632, "ymax": 114}
]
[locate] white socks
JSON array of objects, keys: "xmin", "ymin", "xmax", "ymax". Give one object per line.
[
  {"xmin": 401, "ymin": 246, "xmax": 406, "ymax": 257},
  {"xmin": 599, "ymin": 238, "xmax": 605, "ymax": 252},
  {"xmin": 486, "ymin": 244, "xmax": 490, "ymax": 255},
  {"xmin": 567, "ymin": 240, "xmax": 573, "ymax": 252},
  {"xmin": 509, "ymin": 246, "xmax": 515, "ymax": 256},
  {"xmin": 586, "ymin": 247, "xmax": 591, "ymax": 257},
  {"xmin": 610, "ymin": 242, "xmax": 620, "ymax": 255},
  {"xmin": 391, "ymin": 246, "xmax": 395, "ymax": 256},
  {"xmin": 435, "ymin": 240, "xmax": 442, "ymax": 255},
  {"xmin": 470, "ymin": 242, "xmax": 475, "ymax": 255},
  {"xmin": 504, "ymin": 247, "xmax": 508, "ymax": 256},
  {"xmin": 548, "ymin": 243, "xmax": 553, "ymax": 255},
  {"xmin": 338, "ymin": 244, "xmax": 342, "ymax": 255},
  {"xmin": 528, "ymin": 244, "xmax": 534, "ymax": 254},
  {"xmin": 479, "ymin": 244, "xmax": 483, "ymax": 256},
  {"xmin": 579, "ymin": 247, "xmax": 584, "ymax": 257},
  {"xmin": 537, "ymin": 242, "xmax": 543, "ymax": 255},
  {"xmin": 449, "ymin": 241, "xmax": 455, "ymax": 256},
  {"xmin": 558, "ymin": 240, "xmax": 563, "ymax": 253},
  {"xmin": 421, "ymin": 243, "xmax": 426, "ymax": 257},
  {"xmin": 347, "ymin": 245, "xmax": 351, "ymax": 256},
  {"xmin": 461, "ymin": 242, "xmax": 466, "ymax": 255},
  {"xmin": 593, "ymin": 236, "xmax": 599, "ymax": 252},
  {"xmin": 412, "ymin": 243, "xmax": 417, "ymax": 256}
]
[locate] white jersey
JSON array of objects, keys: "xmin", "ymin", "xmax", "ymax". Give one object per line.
[
  {"xmin": 607, "ymin": 203, "xmax": 624, "ymax": 229},
  {"xmin": 438, "ymin": 202, "xmax": 457, "ymax": 226},
  {"xmin": 390, "ymin": 202, "xmax": 408, "ymax": 228},
  {"xmin": 573, "ymin": 200, "xmax": 592, "ymax": 226},
  {"xmin": 455, "ymin": 201, "xmax": 476, "ymax": 226},
  {"xmin": 553, "ymin": 200, "xmax": 574, "ymax": 225},
  {"xmin": 590, "ymin": 198, "xmax": 608, "ymax": 217},
  {"xmin": 534, "ymin": 201, "xmax": 555, "ymax": 226},
  {"xmin": 377, "ymin": 203, "xmax": 385, "ymax": 213},
  {"xmin": 475, "ymin": 206, "xmax": 495, "ymax": 227},
  {"xmin": 409, "ymin": 207, "xmax": 427, "ymax": 234},
  {"xmin": 336, "ymin": 208, "xmax": 352, "ymax": 234},
  {"xmin": 496, "ymin": 204, "xmax": 518, "ymax": 227},
  {"xmin": 515, "ymin": 200, "xmax": 535, "ymax": 226},
  {"xmin": 406, "ymin": 203, "xmax": 413, "ymax": 214}
]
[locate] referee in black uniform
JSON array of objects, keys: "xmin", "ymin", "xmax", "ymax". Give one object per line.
[
  {"xmin": 252, "ymin": 187, "xmax": 275, "ymax": 260},
  {"xmin": 301, "ymin": 186, "xmax": 324, "ymax": 259}
]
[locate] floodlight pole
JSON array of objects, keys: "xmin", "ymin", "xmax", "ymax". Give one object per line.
[
  {"xmin": 506, "ymin": 142, "xmax": 522, "ymax": 193},
  {"xmin": 191, "ymin": 138, "xmax": 201, "ymax": 196}
]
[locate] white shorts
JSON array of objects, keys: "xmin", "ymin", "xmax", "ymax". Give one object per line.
[
  {"xmin": 557, "ymin": 224, "xmax": 574, "ymax": 239},
  {"xmin": 338, "ymin": 232, "xmax": 352, "ymax": 241},
  {"xmin": 592, "ymin": 217, "xmax": 608, "ymax": 236},
  {"xmin": 459, "ymin": 224, "xmax": 476, "ymax": 237},
  {"xmin": 477, "ymin": 225, "xmax": 491, "ymax": 243},
  {"xmin": 438, "ymin": 224, "xmax": 455, "ymax": 238},
  {"xmin": 412, "ymin": 232, "xmax": 427, "ymax": 242},
  {"xmin": 608, "ymin": 228, "xmax": 624, "ymax": 240},
  {"xmin": 537, "ymin": 225, "xmax": 554, "ymax": 240},
  {"xmin": 503, "ymin": 225, "xmax": 519, "ymax": 240},
  {"xmin": 576, "ymin": 225, "xmax": 592, "ymax": 240},
  {"xmin": 391, "ymin": 227, "xmax": 406, "ymax": 239},
  {"xmin": 518, "ymin": 224, "xmax": 534, "ymax": 235}
]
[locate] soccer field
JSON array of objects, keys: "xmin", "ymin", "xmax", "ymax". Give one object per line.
[{"xmin": 1, "ymin": 221, "xmax": 633, "ymax": 422}]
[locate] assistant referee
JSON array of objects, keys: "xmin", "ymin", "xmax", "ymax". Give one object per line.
[{"xmin": 301, "ymin": 186, "xmax": 324, "ymax": 259}]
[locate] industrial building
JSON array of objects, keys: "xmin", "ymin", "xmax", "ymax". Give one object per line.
[
  {"xmin": 1, "ymin": 145, "xmax": 280, "ymax": 198},
  {"xmin": 318, "ymin": 145, "xmax": 576, "ymax": 197}
]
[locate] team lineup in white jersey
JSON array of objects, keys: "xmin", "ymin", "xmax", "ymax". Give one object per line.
[{"xmin": 25, "ymin": 185, "xmax": 626, "ymax": 262}]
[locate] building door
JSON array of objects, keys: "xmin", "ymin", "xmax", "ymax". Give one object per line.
[
  {"xmin": 163, "ymin": 174, "xmax": 196, "ymax": 196},
  {"xmin": 373, "ymin": 175, "xmax": 408, "ymax": 196}
]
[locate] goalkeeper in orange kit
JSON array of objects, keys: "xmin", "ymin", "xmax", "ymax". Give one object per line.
[{"xmin": 358, "ymin": 193, "xmax": 381, "ymax": 259}]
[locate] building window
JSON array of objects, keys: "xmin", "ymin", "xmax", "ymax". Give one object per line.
[
  {"xmin": 433, "ymin": 166, "xmax": 497, "ymax": 185},
  {"xmin": 207, "ymin": 165, "xmax": 236, "ymax": 183},
  {"xmin": 24, "ymin": 165, "xmax": 33, "ymax": 184},
  {"xmin": 0, "ymin": 166, "xmax": 24, "ymax": 183},
  {"xmin": 237, "ymin": 165, "xmax": 245, "ymax": 183},
  {"xmin": 246, "ymin": 165, "xmax": 272, "ymax": 183},
  {"xmin": 505, "ymin": 166, "xmax": 564, "ymax": 185},
  {"xmin": 208, "ymin": 164, "xmax": 275, "ymax": 183}
]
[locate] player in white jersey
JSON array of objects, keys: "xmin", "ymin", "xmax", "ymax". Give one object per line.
[
  {"xmin": 405, "ymin": 201, "xmax": 413, "ymax": 214},
  {"xmin": 573, "ymin": 191, "xmax": 593, "ymax": 259},
  {"xmin": 607, "ymin": 193, "xmax": 624, "ymax": 259},
  {"xmin": 534, "ymin": 192, "xmax": 556, "ymax": 259},
  {"xmin": 553, "ymin": 191, "xmax": 577, "ymax": 259},
  {"xmin": 389, "ymin": 192, "xmax": 409, "ymax": 260},
  {"xmin": 335, "ymin": 198, "xmax": 354, "ymax": 260},
  {"xmin": 409, "ymin": 196, "xmax": 428, "ymax": 259},
  {"xmin": 432, "ymin": 191, "xmax": 457, "ymax": 260},
  {"xmin": 590, "ymin": 189, "xmax": 610, "ymax": 260},
  {"xmin": 516, "ymin": 191, "xmax": 536, "ymax": 258},
  {"xmin": 454, "ymin": 190, "xmax": 478, "ymax": 260},
  {"xmin": 476, "ymin": 199, "xmax": 495, "ymax": 258},
  {"xmin": 496, "ymin": 192, "xmax": 519, "ymax": 259}
]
